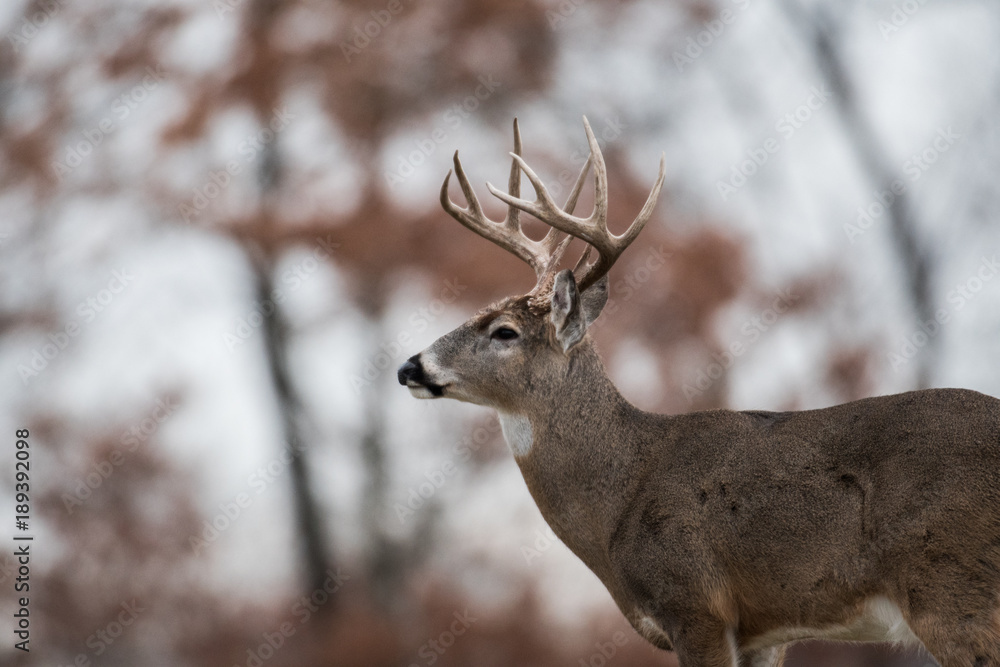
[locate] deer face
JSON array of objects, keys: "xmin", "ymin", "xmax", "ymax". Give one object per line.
[
  {"xmin": 398, "ymin": 116, "xmax": 662, "ymax": 411},
  {"xmin": 397, "ymin": 271, "xmax": 608, "ymax": 411}
]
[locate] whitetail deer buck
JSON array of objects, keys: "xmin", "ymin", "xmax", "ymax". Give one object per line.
[{"xmin": 397, "ymin": 117, "xmax": 1000, "ymax": 667}]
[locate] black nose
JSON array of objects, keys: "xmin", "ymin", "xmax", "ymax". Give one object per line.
[{"xmin": 397, "ymin": 355, "xmax": 422, "ymax": 386}]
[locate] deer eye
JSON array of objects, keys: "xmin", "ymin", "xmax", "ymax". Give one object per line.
[{"xmin": 492, "ymin": 327, "xmax": 519, "ymax": 341}]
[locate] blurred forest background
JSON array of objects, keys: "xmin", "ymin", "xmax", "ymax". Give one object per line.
[{"xmin": 1, "ymin": 0, "xmax": 999, "ymax": 665}]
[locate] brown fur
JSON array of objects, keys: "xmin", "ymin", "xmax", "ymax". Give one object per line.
[{"xmin": 402, "ymin": 292, "xmax": 1000, "ymax": 667}]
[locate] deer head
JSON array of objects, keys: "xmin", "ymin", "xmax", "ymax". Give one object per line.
[{"xmin": 397, "ymin": 117, "xmax": 665, "ymax": 415}]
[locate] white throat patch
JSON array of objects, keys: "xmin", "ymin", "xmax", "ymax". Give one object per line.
[{"xmin": 498, "ymin": 413, "xmax": 533, "ymax": 457}]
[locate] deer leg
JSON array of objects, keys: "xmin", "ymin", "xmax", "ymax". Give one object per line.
[
  {"xmin": 738, "ymin": 646, "xmax": 786, "ymax": 667},
  {"xmin": 673, "ymin": 617, "xmax": 740, "ymax": 667}
]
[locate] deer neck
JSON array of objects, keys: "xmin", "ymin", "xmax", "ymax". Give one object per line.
[{"xmin": 500, "ymin": 341, "xmax": 645, "ymax": 571}]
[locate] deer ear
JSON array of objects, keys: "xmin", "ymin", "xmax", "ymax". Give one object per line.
[
  {"xmin": 551, "ymin": 269, "xmax": 587, "ymax": 352},
  {"xmin": 580, "ymin": 275, "xmax": 608, "ymax": 327}
]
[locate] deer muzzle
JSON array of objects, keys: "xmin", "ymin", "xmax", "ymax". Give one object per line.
[{"xmin": 397, "ymin": 354, "xmax": 445, "ymax": 398}]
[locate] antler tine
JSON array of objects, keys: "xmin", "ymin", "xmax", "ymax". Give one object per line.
[
  {"xmin": 538, "ymin": 154, "xmax": 592, "ymax": 280},
  {"xmin": 619, "ymin": 152, "xmax": 667, "ymax": 250},
  {"xmin": 577, "ymin": 150, "xmax": 665, "ymax": 292},
  {"xmin": 563, "ymin": 154, "xmax": 592, "ymax": 218},
  {"xmin": 502, "ymin": 118, "xmax": 522, "ymax": 231},
  {"xmin": 582, "ymin": 116, "xmax": 609, "ymax": 236},
  {"xmin": 573, "ymin": 245, "xmax": 594, "ymax": 274},
  {"xmin": 440, "ymin": 119, "xmax": 559, "ymax": 278},
  {"xmin": 488, "ymin": 116, "xmax": 666, "ymax": 293},
  {"xmin": 563, "ymin": 155, "xmax": 593, "ymax": 275},
  {"xmin": 508, "ymin": 118, "xmax": 571, "ymax": 271}
]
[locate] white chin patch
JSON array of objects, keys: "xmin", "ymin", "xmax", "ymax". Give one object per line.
[{"xmin": 407, "ymin": 384, "xmax": 439, "ymax": 399}]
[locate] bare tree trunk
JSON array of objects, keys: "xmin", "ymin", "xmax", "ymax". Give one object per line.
[
  {"xmin": 236, "ymin": 3, "xmax": 333, "ymax": 594},
  {"xmin": 351, "ymin": 274, "xmax": 444, "ymax": 612},
  {"xmin": 355, "ymin": 284, "xmax": 409, "ymax": 610},
  {"xmin": 248, "ymin": 244, "xmax": 333, "ymax": 597},
  {"xmin": 783, "ymin": 2, "xmax": 937, "ymax": 388}
]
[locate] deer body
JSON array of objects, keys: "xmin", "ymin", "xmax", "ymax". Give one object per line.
[
  {"xmin": 500, "ymin": 336, "xmax": 1000, "ymax": 665},
  {"xmin": 398, "ymin": 118, "xmax": 1000, "ymax": 666}
]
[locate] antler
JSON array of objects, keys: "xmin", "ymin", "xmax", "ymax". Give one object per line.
[
  {"xmin": 441, "ymin": 119, "xmax": 593, "ymax": 287},
  {"xmin": 440, "ymin": 120, "xmax": 569, "ymax": 281},
  {"xmin": 488, "ymin": 116, "xmax": 666, "ymax": 293}
]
